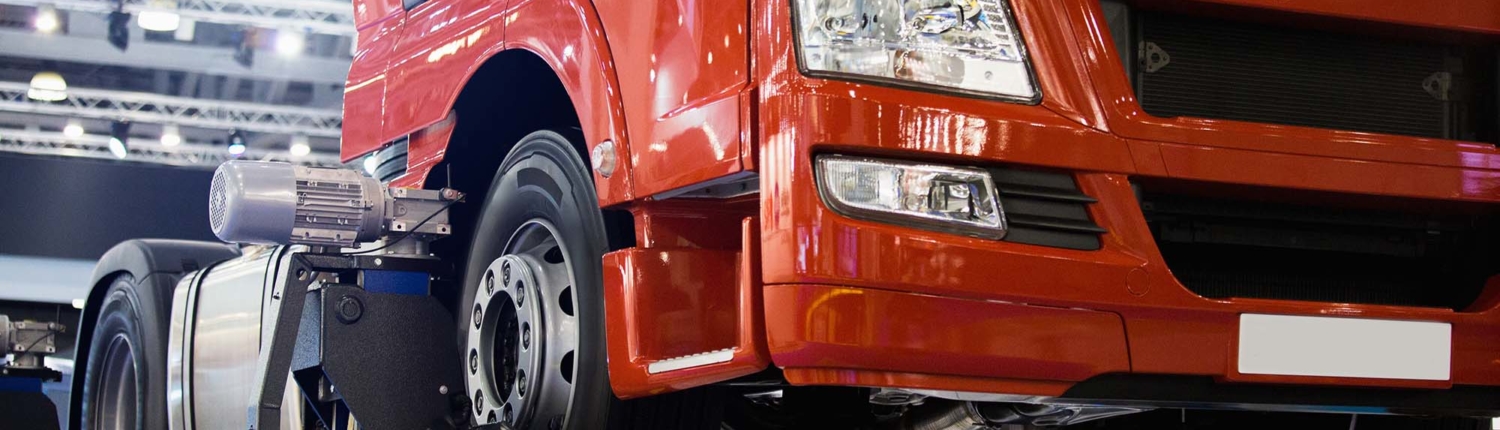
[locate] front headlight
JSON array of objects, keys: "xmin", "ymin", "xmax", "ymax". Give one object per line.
[
  {"xmin": 792, "ymin": 0, "xmax": 1037, "ymax": 102},
  {"xmin": 816, "ymin": 155, "xmax": 1006, "ymax": 239}
]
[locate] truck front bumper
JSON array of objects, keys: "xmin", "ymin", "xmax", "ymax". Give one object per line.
[{"xmin": 757, "ymin": 86, "xmax": 1500, "ymax": 408}]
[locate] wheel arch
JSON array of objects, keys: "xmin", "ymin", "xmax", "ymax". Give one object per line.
[
  {"xmin": 67, "ymin": 239, "xmax": 239, "ymax": 430},
  {"xmin": 402, "ymin": 0, "xmax": 636, "ymax": 209}
]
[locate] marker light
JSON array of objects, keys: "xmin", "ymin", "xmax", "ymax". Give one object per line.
[{"xmin": 816, "ymin": 155, "xmax": 1005, "ymax": 239}]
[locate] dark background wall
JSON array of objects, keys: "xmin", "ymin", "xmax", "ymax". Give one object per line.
[{"xmin": 0, "ymin": 153, "xmax": 219, "ymax": 260}]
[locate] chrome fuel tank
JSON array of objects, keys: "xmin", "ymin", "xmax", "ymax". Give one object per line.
[{"xmin": 167, "ymin": 246, "xmax": 304, "ymax": 430}]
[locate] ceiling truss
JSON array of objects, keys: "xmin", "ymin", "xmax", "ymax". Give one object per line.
[
  {"xmin": 0, "ymin": 129, "xmax": 343, "ymax": 168},
  {"xmin": 0, "ymin": 81, "xmax": 344, "ymax": 138}
]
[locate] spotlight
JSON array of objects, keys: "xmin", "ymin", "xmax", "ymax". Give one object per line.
[
  {"xmin": 160, "ymin": 124, "xmax": 181, "ymax": 147},
  {"xmin": 275, "ymin": 30, "xmax": 304, "ymax": 57},
  {"xmin": 27, "ymin": 71, "xmax": 67, "ymax": 101},
  {"xmin": 109, "ymin": 120, "xmax": 131, "ymax": 159},
  {"xmin": 233, "ymin": 29, "xmax": 255, "ymax": 68},
  {"xmin": 35, "ymin": 4, "xmax": 59, "ymax": 33},
  {"xmin": 228, "ymin": 129, "xmax": 247, "ymax": 155},
  {"xmin": 108, "ymin": 11, "xmax": 131, "ymax": 51},
  {"xmin": 63, "ymin": 119, "xmax": 84, "ymax": 138},
  {"xmin": 289, "ymin": 135, "xmax": 310, "ymax": 157}
]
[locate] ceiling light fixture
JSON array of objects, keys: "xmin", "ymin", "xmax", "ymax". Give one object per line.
[
  {"xmin": 63, "ymin": 119, "xmax": 84, "ymax": 138},
  {"xmin": 108, "ymin": 120, "xmax": 131, "ymax": 159},
  {"xmin": 160, "ymin": 124, "xmax": 182, "ymax": 147},
  {"xmin": 34, "ymin": 4, "xmax": 60, "ymax": 33},
  {"xmin": 289, "ymin": 135, "xmax": 311, "ymax": 157},
  {"xmin": 363, "ymin": 155, "xmax": 378, "ymax": 176},
  {"xmin": 275, "ymin": 30, "xmax": 305, "ymax": 57},
  {"xmin": 27, "ymin": 71, "xmax": 67, "ymax": 101},
  {"xmin": 138, "ymin": 11, "xmax": 181, "ymax": 32},
  {"xmin": 228, "ymin": 129, "xmax": 247, "ymax": 155}
]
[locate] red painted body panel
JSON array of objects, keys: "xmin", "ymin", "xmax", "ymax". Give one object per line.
[
  {"xmin": 603, "ymin": 215, "xmax": 769, "ymax": 398},
  {"xmin": 764, "ymin": 284, "xmax": 1132, "ymax": 382},
  {"xmin": 382, "ymin": 0, "xmax": 503, "ymax": 141},
  {"xmin": 594, "ymin": 0, "xmax": 752, "ymax": 198},
  {"xmin": 501, "ymin": 0, "xmax": 637, "ymax": 205},
  {"xmin": 341, "ymin": 0, "xmax": 404, "ymax": 160}
]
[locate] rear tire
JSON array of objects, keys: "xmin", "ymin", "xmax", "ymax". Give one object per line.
[
  {"xmin": 78, "ymin": 275, "xmax": 168, "ymax": 430},
  {"xmin": 457, "ymin": 130, "xmax": 724, "ymax": 429}
]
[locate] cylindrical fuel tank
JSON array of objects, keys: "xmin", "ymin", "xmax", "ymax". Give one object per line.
[{"xmin": 167, "ymin": 245, "xmax": 305, "ymax": 430}]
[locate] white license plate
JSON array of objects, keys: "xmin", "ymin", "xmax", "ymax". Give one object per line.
[{"xmin": 1238, "ymin": 313, "xmax": 1451, "ymax": 381}]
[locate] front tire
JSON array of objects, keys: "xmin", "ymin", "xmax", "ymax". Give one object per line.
[
  {"xmin": 458, "ymin": 130, "xmax": 726, "ymax": 429},
  {"xmin": 459, "ymin": 130, "xmax": 612, "ymax": 429}
]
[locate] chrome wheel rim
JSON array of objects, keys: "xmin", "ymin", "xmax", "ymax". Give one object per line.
[
  {"xmin": 468, "ymin": 219, "xmax": 580, "ymax": 428},
  {"xmin": 93, "ymin": 333, "xmax": 138, "ymax": 430}
]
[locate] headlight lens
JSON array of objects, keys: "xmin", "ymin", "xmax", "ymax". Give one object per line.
[
  {"xmin": 816, "ymin": 155, "xmax": 1006, "ymax": 239},
  {"xmin": 792, "ymin": 0, "xmax": 1037, "ymax": 101}
]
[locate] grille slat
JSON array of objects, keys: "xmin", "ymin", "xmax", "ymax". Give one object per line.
[
  {"xmin": 991, "ymin": 168, "xmax": 1105, "ymax": 251},
  {"xmin": 1140, "ymin": 187, "xmax": 1498, "ymax": 311},
  {"xmin": 1131, "ymin": 11, "xmax": 1496, "ymax": 141}
]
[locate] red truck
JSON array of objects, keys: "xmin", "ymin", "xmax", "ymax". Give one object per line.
[{"xmin": 67, "ymin": 0, "xmax": 1500, "ymax": 429}]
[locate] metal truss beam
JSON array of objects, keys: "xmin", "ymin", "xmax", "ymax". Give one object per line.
[
  {"xmin": 0, "ymin": 129, "xmax": 342, "ymax": 168},
  {"xmin": 0, "ymin": 29, "xmax": 352, "ymax": 85},
  {"xmin": 0, "ymin": 81, "xmax": 344, "ymax": 138},
  {"xmin": 0, "ymin": 0, "xmax": 356, "ymax": 36}
]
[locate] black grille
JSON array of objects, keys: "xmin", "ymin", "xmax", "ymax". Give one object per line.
[
  {"xmin": 992, "ymin": 168, "xmax": 1105, "ymax": 251},
  {"xmin": 1139, "ymin": 185, "xmax": 1499, "ymax": 310},
  {"xmin": 1102, "ymin": 2, "xmax": 1498, "ymax": 144}
]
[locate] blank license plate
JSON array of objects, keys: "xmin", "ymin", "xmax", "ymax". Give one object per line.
[{"xmin": 1238, "ymin": 313, "xmax": 1450, "ymax": 381}]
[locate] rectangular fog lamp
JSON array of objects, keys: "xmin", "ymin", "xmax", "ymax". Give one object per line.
[{"xmin": 816, "ymin": 155, "xmax": 1005, "ymax": 239}]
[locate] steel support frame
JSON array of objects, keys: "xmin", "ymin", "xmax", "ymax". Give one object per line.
[{"xmin": 251, "ymin": 251, "xmax": 468, "ymax": 430}]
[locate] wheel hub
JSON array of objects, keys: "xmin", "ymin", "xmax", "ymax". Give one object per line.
[{"xmin": 468, "ymin": 220, "xmax": 579, "ymax": 428}]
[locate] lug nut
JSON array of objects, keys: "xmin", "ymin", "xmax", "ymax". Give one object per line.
[
  {"xmin": 474, "ymin": 390, "xmax": 484, "ymax": 414},
  {"xmin": 501, "ymin": 261, "xmax": 512, "ymax": 287},
  {"xmin": 518, "ymin": 371, "xmax": 527, "ymax": 396},
  {"xmin": 470, "ymin": 349, "xmax": 479, "ymax": 374},
  {"xmin": 486, "ymin": 270, "xmax": 495, "ymax": 295},
  {"xmin": 522, "ymin": 324, "xmax": 531, "ymax": 349},
  {"xmin": 473, "ymin": 305, "xmax": 483, "ymax": 329}
]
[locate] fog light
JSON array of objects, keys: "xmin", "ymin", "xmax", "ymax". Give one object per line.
[{"xmin": 816, "ymin": 155, "xmax": 1005, "ymax": 239}]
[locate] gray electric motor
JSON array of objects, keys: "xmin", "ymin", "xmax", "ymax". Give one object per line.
[{"xmin": 208, "ymin": 161, "xmax": 455, "ymax": 248}]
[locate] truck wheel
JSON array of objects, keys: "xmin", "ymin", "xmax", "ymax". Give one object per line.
[
  {"xmin": 459, "ymin": 130, "xmax": 722, "ymax": 429},
  {"xmin": 78, "ymin": 274, "xmax": 167, "ymax": 430}
]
